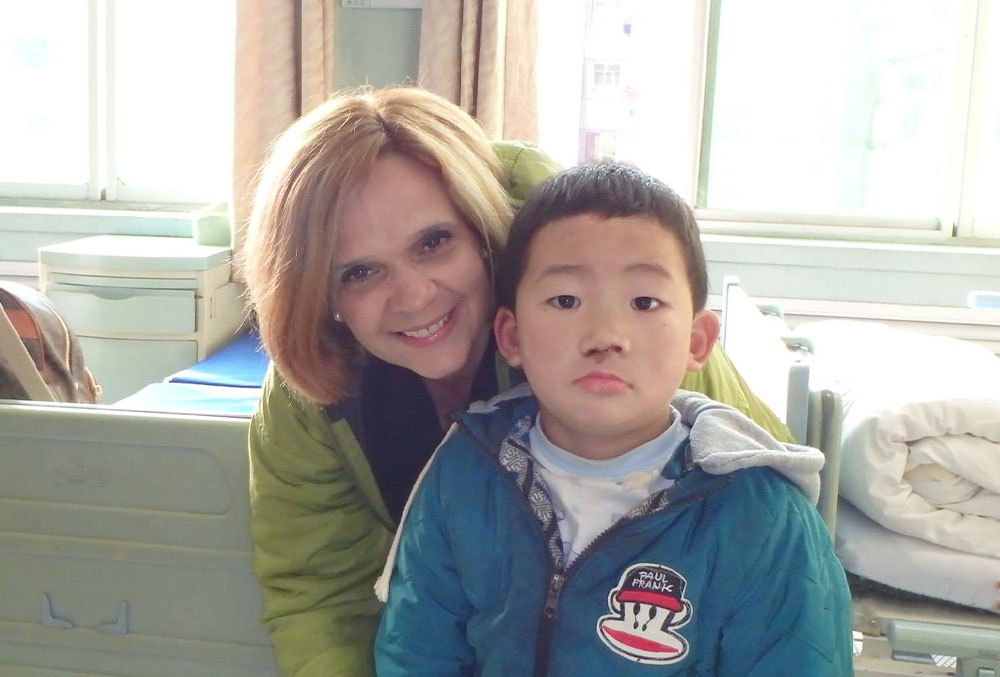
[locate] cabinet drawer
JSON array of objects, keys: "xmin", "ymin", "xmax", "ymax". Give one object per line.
[
  {"xmin": 79, "ymin": 336, "xmax": 198, "ymax": 402},
  {"xmin": 47, "ymin": 284, "xmax": 195, "ymax": 335},
  {"xmin": 47, "ymin": 272, "xmax": 199, "ymax": 290}
]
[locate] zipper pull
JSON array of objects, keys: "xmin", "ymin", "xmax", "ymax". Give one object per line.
[
  {"xmin": 534, "ymin": 573, "xmax": 566, "ymax": 675},
  {"xmin": 543, "ymin": 573, "xmax": 565, "ymax": 619}
]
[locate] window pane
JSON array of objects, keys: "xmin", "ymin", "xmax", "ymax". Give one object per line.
[
  {"xmin": 0, "ymin": 2, "xmax": 89, "ymax": 186},
  {"xmin": 705, "ymin": 0, "xmax": 965, "ymax": 218},
  {"xmin": 114, "ymin": 0, "xmax": 234, "ymax": 203},
  {"xmin": 538, "ymin": 0, "xmax": 703, "ymax": 198}
]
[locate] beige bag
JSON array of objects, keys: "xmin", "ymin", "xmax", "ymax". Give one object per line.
[{"xmin": 0, "ymin": 281, "xmax": 100, "ymax": 403}]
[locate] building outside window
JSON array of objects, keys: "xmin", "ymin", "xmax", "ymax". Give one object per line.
[
  {"xmin": 538, "ymin": 0, "xmax": 1000, "ymax": 240},
  {"xmin": 593, "ymin": 63, "xmax": 621, "ymax": 87},
  {"xmin": 582, "ymin": 130, "xmax": 618, "ymax": 162}
]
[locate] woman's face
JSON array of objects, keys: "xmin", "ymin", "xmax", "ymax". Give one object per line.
[{"xmin": 331, "ymin": 153, "xmax": 493, "ymax": 383}]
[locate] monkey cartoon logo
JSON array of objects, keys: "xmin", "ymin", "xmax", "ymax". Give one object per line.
[{"xmin": 597, "ymin": 563, "xmax": 693, "ymax": 664}]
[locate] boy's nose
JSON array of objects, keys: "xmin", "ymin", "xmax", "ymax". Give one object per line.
[{"xmin": 580, "ymin": 326, "xmax": 630, "ymax": 358}]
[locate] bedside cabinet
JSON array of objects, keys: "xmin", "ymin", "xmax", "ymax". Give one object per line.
[{"xmin": 38, "ymin": 235, "xmax": 246, "ymax": 403}]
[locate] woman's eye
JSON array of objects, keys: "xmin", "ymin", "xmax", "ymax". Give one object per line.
[
  {"xmin": 631, "ymin": 296, "xmax": 661, "ymax": 311},
  {"xmin": 420, "ymin": 230, "xmax": 453, "ymax": 253},
  {"xmin": 341, "ymin": 266, "xmax": 374, "ymax": 285},
  {"xmin": 547, "ymin": 295, "xmax": 580, "ymax": 309}
]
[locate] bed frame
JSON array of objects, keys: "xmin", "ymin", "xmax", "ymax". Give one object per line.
[
  {"xmin": 0, "ymin": 400, "xmax": 279, "ymax": 675},
  {"xmin": 721, "ymin": 276, "xmax": 1000, "ymax": 677},
  {"xmin": 720, "ymin": 276, "xmax": 842, "ymax": 534}
]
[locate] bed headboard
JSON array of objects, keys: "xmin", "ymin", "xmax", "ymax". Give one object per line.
[
  {"xmin": 720, "ymin": 277, "xmax": 811, "ymax": 444},
  {"xmin": 0, "ymin": 399, "xmax": 279, "ymax": 674},
  {"xmin": 719, "ymin": 276, "xmax": 843, "ymax": 536}
]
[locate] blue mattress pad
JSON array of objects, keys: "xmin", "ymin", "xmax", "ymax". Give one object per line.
[{"xmin": 167, "ymin": 329, "xmax": 270, "ymax": 388}]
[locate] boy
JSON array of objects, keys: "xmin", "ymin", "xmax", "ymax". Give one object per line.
[{"xmin": 374, "ymin": 163, "xmax": 853, "ymax": 675}]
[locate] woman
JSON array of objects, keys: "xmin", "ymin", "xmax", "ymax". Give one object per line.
[{"xmin": 242, "ymin": 86, "xmax": 789, "ymax": 677}]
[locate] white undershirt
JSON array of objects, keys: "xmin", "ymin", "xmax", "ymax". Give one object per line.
[{"xmin": 528, "ymin": 410, "xmax": 688, "ymax": 566}]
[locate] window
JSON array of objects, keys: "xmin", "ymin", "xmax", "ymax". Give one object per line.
[
  {"xmin": 593, "ymin": 63, "xmax": 621, "ymax": 87},
  {"xmin": 582, "ymin": 130, "xmax": 618, "ymax": 162},
  {"xmin": 0, "ymin": 1, "xmax": 235, "ymax": 206},
  {"xmin": 1, "ymin": 3, "xmax": 89, "ymax": 192},
  {"xmin": 538, "ymin": 0, "xmax": 1000, "ymax": 240}
]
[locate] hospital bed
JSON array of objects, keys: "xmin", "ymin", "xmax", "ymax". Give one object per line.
[
  {"xmin": 114, "ymin": 328, "xmax": 268, "ymax": 416},
  {"xmin": 0, "ymin": 330, "xmax": 278, "ymax": 675},
  {"xmin": 720, "ymin": 276, "xmax": 1000, "ymax": 677}
]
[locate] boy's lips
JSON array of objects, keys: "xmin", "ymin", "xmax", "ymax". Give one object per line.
[
  {"xmin": 573, "ymin": 371, "xmax": 629, "ymax": 394},
  {"xmin": 394, "ymin": 310, "xmax": 455, "ymax": 345}
]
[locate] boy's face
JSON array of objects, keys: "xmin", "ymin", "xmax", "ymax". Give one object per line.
[{"xmin": 495, "ymin": 214, "xmax": 719, "ymax": 460}]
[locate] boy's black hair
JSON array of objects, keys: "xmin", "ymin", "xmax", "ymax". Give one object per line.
[{"xmin": 496, "ymin": 161, "xmax": 709, "ymax": 312}]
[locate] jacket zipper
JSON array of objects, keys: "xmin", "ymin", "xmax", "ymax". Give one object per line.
[
  {"xmin": 454, "ymin": 417, "xmax": 731, "ymax": 676},
  {"xmin": 533, "ymin": 571, "xmax": 564, "ymax": 675},
  {"xmin": 454, "ymin": 418, "xmax": 570, "ymax": 675},
  {"xmin": 531, "ymin": 511, "xmax": 647, "ymax": 676},
  {"xmin": 531, "ymin": 480, "xmax": 733, "ymax": 676}
]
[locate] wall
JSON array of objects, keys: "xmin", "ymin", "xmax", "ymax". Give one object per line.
[
  {"xmin": 702, "ymin": 235, "xmax": 1000, "ymax": 308},
  {"xmin": 0, "ymin": 208, "xmax": 192, "ymax": 289},
  {"xmin": 334, "ymin": 5, "xmax": 420, "ymax": 88}
]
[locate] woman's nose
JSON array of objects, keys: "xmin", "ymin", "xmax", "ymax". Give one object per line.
[{"xmin": 389, "ymin": 265, "xmax": 436, "ymax": 312}]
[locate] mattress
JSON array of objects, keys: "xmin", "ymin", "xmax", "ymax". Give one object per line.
[
  {"xmin": 167, "ymin": 329, "xmax": 270, "ymax": 388},
  {"xmin": 835, "ymin": 499, "xmax": 1000, "ymax": 614},
  {"xmin": 115, "ymin": 382, "xmax": 260, "ymax": 417}
]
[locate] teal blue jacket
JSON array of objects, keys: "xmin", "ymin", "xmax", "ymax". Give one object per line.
[{"xmin": 375, "ymin": 389, "xmax": 853, "ymax": 676}]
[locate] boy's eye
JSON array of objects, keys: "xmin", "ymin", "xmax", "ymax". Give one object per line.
[
  {"xmin": 547, "ymin": 295, "xmax": 580, "ymax": 309},
  {"xmin": 631, "ymin": 296, "xmax": 661, "ymax": 311}
]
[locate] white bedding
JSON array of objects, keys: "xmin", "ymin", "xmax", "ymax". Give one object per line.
[
  {"xmin": 835, "ymin": 500, "xmax": 1000, "ymax": 614},
  {"xmin": 798, "ymin": 320, "xmax": 1000, "ymax": 558}
]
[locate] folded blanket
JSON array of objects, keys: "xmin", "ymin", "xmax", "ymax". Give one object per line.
[{"xmin": 798, "ymin": 320, "xmax": 1000, "ymax": 558}]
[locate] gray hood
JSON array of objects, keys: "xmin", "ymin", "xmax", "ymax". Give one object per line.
[{"xmin": 673, "ymin": 389, "xmax": 825, "ymax": 504}]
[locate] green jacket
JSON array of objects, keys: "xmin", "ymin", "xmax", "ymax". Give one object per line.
[{"xmin": 248, "ymin": 142, "xmax": 794, "ymax": 676}]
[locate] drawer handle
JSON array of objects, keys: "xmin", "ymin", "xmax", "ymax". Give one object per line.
[
  {"xmin": 51, "ymin": 287, "xmax": 144, "ymax": 301},
  {"xmin": 87, "ymin": 289, "xmax": 142, "ymax": 301},
  {"xmin": 41, "ymin": 593, "xmax": 130, "ymax": 634}
]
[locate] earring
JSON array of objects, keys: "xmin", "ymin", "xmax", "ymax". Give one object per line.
[
  {"xmin": 333, "ymin": 312, "xmax": 343, "ymax": 323},
  {"xmin": 481, "ymin": 248, "xmax": 490, "ymax": 261}
]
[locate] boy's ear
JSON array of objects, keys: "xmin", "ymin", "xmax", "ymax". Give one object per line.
[
  {"xmin": 687, "ymin": 309, "xmax": 720, "ymax": 371},
  {"xmin": 493, "ymin": 307, "xmax": 523, "ymax": 367}
]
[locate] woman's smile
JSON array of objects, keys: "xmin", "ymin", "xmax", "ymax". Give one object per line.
[{"xmin": 395, "ymin": 309, "xmax": 454, "ymax": 344}]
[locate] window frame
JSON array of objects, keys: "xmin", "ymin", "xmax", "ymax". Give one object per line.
[{"xmin": 958, "ymin": 0, "xmax": 999, "ymax": 239}]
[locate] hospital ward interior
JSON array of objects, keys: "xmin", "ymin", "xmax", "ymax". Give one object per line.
[{"xmin": 1, "ymin": 1, "xmax": 1000, "ymax": 675}]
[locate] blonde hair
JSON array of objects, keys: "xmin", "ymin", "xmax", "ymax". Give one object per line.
[{"xmin": 242, "ymin": 86, "xmax": 512, "ymax": 404}]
